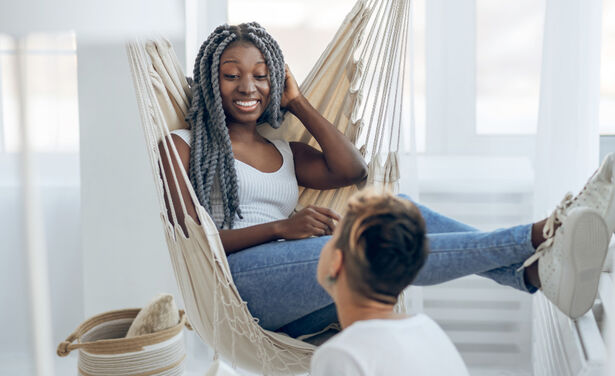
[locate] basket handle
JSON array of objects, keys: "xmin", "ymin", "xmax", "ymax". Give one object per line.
[
  {"xmin": 57, "ymin": 309, "xmax": 190, "ymax": 357},
  {"xmin": 56, "ymin": 332, "xmax": 80, "ymax": 357}
]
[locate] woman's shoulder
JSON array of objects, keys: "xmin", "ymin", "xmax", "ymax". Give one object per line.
[{"xmin": 171, "ymin": 128, "xmax": 192, "ymax": 146}]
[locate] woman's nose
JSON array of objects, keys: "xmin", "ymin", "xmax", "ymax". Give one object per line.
[{"xmin": 238, "ymin": 77, "xmax": 257, "ymax": 94}]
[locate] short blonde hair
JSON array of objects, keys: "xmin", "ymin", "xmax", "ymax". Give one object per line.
[{"xmin": 335, "ymin": 190, "xmax": 429, "ymax": 304}]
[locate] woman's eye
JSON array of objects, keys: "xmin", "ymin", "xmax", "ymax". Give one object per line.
[
  {"xmin": 254, "ymin": 75, "xmax": 268, "ymax": 80},
  {"xmin": 224, "ymin": 74, "xmax": 239, "ymax": 79}
]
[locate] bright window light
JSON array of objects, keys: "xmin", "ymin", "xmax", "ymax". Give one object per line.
[
  {"xmin": 0, "ymin": 32, "xmax": 79, "ymax": 153},
  {"xmin": 228, "ymin": 0, "xmax": 427, "ymax": 152},
  {"xmin": 475, "ymin": 0, "xmax": 545, "ymax": 135},
  {"xmin": 229, "ymin": 0, "xmax": 357, "ymax": 83}
]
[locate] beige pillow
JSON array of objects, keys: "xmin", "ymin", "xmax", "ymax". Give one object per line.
[{"xmin": 126, "ymin": 293, "xmax": 179, "ymax": 338}]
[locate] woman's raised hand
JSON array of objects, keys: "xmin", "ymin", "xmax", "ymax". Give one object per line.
[
  {"xmin": 280, "ymin": 64, "xmax": 302, "ymax": 109},
  {"xmin": 276, "ymin": 205, "xmax": 341, "ymax": 240}
]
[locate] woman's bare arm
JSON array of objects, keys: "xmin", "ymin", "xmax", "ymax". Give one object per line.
[
  {"xmin": 282, "ymin": 66, "xmax": 368, "ymax": 189},
  {"xmin": 159, "ymin": 134, "xmax": 339, "ymax": 254},
  {"xmin": 218, "ymin": 205, "xmax": 340, "ymax": 253}
]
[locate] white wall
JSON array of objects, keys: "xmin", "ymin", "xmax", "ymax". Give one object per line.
[
  {"xmin": 0, "ymin": 154, "xmax": 81, "ymax": 374},
  {"xmin": 0, "ymin": 157, "xmax": 31, "ymax": 363},
  {"xmin": 78, "ymin": 40, "xmax": 184, "ymax": 315}
]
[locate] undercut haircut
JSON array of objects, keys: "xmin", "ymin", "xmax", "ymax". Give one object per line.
[{"xmin": 335, "ymin": 191, "xmax": 429, "ymax": 305}]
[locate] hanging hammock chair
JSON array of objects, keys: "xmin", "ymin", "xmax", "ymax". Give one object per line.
[{"xmin": 127, "ymin": 0, "xmax": 413, "ymax": 374}]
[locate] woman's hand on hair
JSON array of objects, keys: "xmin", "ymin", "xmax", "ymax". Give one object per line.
[
  {"xmin": 280, "ymin": 64, "xmax": 302, "ymax": 109},
  {"xmin": 275, "ymin": 205, "xmax": 341, "ymax": 239}
]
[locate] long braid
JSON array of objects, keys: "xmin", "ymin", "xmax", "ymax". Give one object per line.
[
  {"xmin": 189, "ymin": 29, "xmax": 230, "ymax": 213},
  {"xmin": 187, "ymin": 22, "xmax": 286, "ymax": 228},
  {"xmin": 202, "ymin": 34, "xmax": 236, "ymax": 217}
]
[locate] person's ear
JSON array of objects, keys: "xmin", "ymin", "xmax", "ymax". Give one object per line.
[{"xmin": 329, "ymin": 249, "xmax": 343, "ymax": 280}]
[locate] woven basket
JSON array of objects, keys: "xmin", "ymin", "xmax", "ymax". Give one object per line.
[{"xmin": 57, "ymin": 308, "xmax": 189, "ymax": 376}]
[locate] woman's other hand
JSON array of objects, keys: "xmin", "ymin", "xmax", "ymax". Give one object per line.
[
  {"xmin": 280, "ymin": 64, "xmax": 302, "ymax": 108},
  {"xmin": 276, "ymin": 205, "xmax": 341, "ymax": 239}
]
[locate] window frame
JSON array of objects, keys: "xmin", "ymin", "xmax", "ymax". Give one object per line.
[
  {"xmin": 425, "ymin": 0, "xmax": 536, "ymax": 156},
  {"xmin": 0, "ymin": 33, "xmax": 80, "ymax": 154}
]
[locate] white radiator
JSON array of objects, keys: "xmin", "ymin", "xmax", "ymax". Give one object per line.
[
  {"xmin": 423, "ymin": 276, "xmax": 533, "ymax": 371},
  {"xmin": 411, "ymin": 155, "xmax": 535, "ymax": 373}
]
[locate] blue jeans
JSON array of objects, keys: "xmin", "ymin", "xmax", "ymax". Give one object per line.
[{"xmin": 227, "ymin": 195, "xmax": 537, "ymax": 337}]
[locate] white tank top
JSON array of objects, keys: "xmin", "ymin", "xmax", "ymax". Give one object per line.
[{"xmin": 171, "ymin": 129, "xmax": 299, "ymax": 229}]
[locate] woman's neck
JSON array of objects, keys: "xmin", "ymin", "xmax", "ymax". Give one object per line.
[{"xmin": 227, "ymin": 121, "xmax": 260, "ymax": 143}]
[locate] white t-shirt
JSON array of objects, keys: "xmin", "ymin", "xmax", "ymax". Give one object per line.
[{"xmin": 310, "ymin": 314, "xmax": 469, "ymax": 376}]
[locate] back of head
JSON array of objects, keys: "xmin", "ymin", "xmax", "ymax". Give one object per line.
[{"xmin": 335, "ymin": 191, "xmax": 429, "ymax": 304}]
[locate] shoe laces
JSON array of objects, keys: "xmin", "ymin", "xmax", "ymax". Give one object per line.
[
  {"xmin": 518, "ymin": 193, "xmax": 573, "ymax": 270},
  {"xmin": 518, "ymin": 164, "xmax": 603, "ymax": 270}
]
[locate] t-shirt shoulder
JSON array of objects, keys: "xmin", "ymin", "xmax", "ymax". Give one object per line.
[
  {"xmin": 311, "ymin": 314, "xmax": 469, "ymax": 376},
  {"xmin": 310, "ymin": 345, "xmax": 365, "ymax": 376},
  {"xmin": 171, "ymin": 128, "xmax": 192, "ymax": 146}
]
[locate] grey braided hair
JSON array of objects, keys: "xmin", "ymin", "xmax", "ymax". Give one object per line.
[{"xmin": 187, "ymin": 22, "xmax": 286, "ymax": 229}]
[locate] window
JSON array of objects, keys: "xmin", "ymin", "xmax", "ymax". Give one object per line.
[
  {"xmin": 227, "ymin": 1, "xmax": 608, "ymax": 155},
  {"xmin": 229, "ymin": 0, "xmax": 428, "ymax": 152},
  {"xmin": 228, "ymin": 0, "xmax": 356, "ymax": 84},
  {"xmin": 0, "ymin": 32, "xmax": 79, "ymax": 153},
  {"xmin": 475, "ymin": 0, "xmax": 545, "ymax": 135}
]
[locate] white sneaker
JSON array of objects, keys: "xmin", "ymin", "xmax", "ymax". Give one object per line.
[
  {"xmin": 550, "ymin": 153, "xmax": 615, "ymax": 234},
  {"xmin": 534, "ymin": 208, "xmax": 609, "ymax": 319}
]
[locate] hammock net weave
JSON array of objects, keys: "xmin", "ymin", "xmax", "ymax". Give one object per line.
[{"xmin": 127, "ymin": 0, "xmax": 412, "ymax": 373}]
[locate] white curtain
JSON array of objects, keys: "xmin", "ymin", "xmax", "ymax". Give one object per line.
[
  {"xmin": 532, "ymin": 2, "xmax": 608, "ymax": 374},
  {"xmin": 533, "ymin": 0, "xmax": 603, "ymax": 219}
]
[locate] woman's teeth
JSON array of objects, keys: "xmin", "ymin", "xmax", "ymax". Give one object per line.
[{"xmin": 234, "ymin": 100, "xmax": 258, "ymax": 108}]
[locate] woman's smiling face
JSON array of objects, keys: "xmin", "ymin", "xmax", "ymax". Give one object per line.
[{"xmin": 218, "ymin": 41, "xmax": 271, "ymax": 125}]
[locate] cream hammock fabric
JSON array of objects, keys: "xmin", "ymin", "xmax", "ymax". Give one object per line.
[{"xmin": 127, "ymin": 0, "xmax": 412, "ymax": 374}]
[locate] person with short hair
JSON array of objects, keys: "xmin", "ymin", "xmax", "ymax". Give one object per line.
[{"xmin": 311, "ymin": 190, "xmax": 469, "ymax": 375}]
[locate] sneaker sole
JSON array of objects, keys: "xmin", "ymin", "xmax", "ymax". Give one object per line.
[{"xmin": 559, "ymin": 209, "xmax": 609, "ymax": 319}]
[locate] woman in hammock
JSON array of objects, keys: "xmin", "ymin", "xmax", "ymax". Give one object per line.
[{"xmin": 161, "ymin": 22, "xmax": 612, "ymax": 337}]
